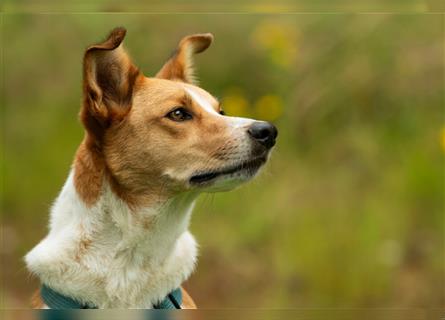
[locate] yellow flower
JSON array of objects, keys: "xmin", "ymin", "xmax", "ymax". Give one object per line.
[
  {"xmin": 254, "ymin": 95, "xmax": 283, "ymax": 121},
  {"xmin": 222, "ymin": 88, "xmax": 250, "ymax": 117},
  {"xmin": 251, "ymin": 20, "xmax": 299, "ymax": 68}
]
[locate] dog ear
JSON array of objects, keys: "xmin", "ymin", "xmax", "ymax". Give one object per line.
[
  {"xmin": 81, "ymin": 27, "xmax": 140, "ymax": 144},
  {"xmin": 156, "ymin": 33, "xmax": 213, "ymax": 84}
]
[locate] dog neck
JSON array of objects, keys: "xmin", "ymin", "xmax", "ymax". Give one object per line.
[{"xmin": 25, "ymin": 168, "xmax": 199, "ymax": 308}]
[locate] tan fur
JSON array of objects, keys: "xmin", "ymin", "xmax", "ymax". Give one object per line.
[
  {"xmin": 74, "ymin": 225, "xmax": 93, "ymax": 263},
  {"xmin": 30, "ymin": 27, "xmax": 273, "ymax": 309},
  {"xmin": 75, "ymin": 28, "xmax": 142, "ymax": 206},
  {"xmin": 180, "ymin": 287, "xmax": 197, "ymax": 309},
  {"xmin": 74, "ymin": 29, "xmax": 234, "ymax": 209},
  {"xmin": 67, "ymin": 29, "xmax": 223, "ymax": 306},
  {"xmin": 100, "ymin": 79, "xmax": 233, "ymax": 207},
  {"xmin": 31, "ymin": 289, "xmax": 44, "ymax": 308},
  {"xmin": 156, "ymin": 33, "xmax": 213, "ymax": 84},
  {"xmin": 73, "ymin": 139, "xmax": 106, "ymax": 206}
]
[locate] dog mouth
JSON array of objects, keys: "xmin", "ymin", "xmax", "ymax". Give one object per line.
[{"xmin": 189, "ymin": 156, "xmax": 267, "ymax": 185}]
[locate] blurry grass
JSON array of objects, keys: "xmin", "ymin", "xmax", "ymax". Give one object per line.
[
  {"xmin": 1, "ymin": 0, "xmax": 435, "ymax": 13},
  {"xmin": 1, "ymin": 12, "xmax": 444, "ymax": 308}
]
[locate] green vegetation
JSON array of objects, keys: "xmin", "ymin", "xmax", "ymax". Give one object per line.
[{"xmin": 2, "ymin": 12, "xmax": 443, "ymax": 308}]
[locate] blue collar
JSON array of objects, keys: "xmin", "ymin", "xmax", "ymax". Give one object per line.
[{"xmin": 41, "ymin": 284, "xmax": 182, "ymax": 309}]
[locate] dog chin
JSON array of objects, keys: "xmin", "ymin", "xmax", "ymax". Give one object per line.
[
  {"xmin": 201, "ymin": 171, "xmax": 261, "ymax": 192},
  {"xmin": 188, "ymin": 156, "xmax": 266, "ymax": 192}
]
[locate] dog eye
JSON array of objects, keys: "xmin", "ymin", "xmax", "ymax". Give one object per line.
[
  {"xmin": 166, "ymin": 107, "xmax": 192, "ymax": 122},
  {"xmin": 219, "ymin": 110, "xmax": 225, "ymax": 115}
]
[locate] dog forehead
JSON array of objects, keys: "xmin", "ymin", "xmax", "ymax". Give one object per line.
[
  {"xmin": 183, "ymin": 85, "xmax": 219, "ymax": 114},
  {"xmin": 132, "ymin": 78, "xmax": 186, "ymax": 109},
  {"xmin": 135, "ymin": 78, "xmax": 218, "ymax": 111},
  {"xmin": 139, "ymin": 77, "xmax": 185, "ymax": 95}
]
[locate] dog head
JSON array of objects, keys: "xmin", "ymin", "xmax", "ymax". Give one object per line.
[{"xmin": 77, "ymin": 27, "xmax": 277, "ymax": 205}]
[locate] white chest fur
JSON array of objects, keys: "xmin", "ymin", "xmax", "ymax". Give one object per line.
[{"xmin": 25, "ymin": 171, "xmax": 198, "ymax": 308}]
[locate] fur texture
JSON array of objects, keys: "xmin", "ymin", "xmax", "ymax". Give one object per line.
[
  {"xmin": 25, "ymin": 28, "xmax": 277, "ymax": 309},
  {"xmin": 26, "ymin": 172, "xmax": 198, "ymax": 308}
]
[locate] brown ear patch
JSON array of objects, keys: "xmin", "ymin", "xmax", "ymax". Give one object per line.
[
  {"xmin": 75, "ymin": 27, "xmax": 142, "ymax": 206},
  {"xmin": 182, "ymin": 33, "xmax": 214, "ymax": 54},
  {"xmin": 86, "ymin": 27, "xmax": 127, "ymax": 52},
  {"xmin": 156, "ymin": 33, "xmax": 213, "ymax": 84},
  {"xmin": 73, "ymin": 139, "xmax": 105, "ymax": 206},
  {"xmin": 81, "ymin": 27, "xmax": 141, "ymax": 146}
]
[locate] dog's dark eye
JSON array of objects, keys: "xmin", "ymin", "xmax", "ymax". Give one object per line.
[
  {"xmin": 219, "ymin": 110, "xmax": 225, "ymax": 115},
  {"xmin": 166, "ymin": 107, "xmax": 192, "ymax": 122}
]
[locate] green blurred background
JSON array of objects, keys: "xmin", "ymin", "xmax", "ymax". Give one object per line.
[{"xmin": 1, "ymin": 6, "xmax": 444, "ymax": 308}]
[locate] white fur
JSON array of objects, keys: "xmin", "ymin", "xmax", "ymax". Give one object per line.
[
  {"xmin": 227, "ymin": 116, "xmax": 255, "ymax": 129},
  {"xmin": 25, "ymin": 171, "xmax": 198, "ymax": 308},
  {"xmin": 185, "ymin": 87, "xmax": 218, "ymax": 115},
  {"xmin": 185, "ymin": 87, "xmax": 255, "ymax": 130}
]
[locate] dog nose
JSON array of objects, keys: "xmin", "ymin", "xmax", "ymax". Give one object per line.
[{"xmin": 247, "ymin": 121, "xmax": 278, "ymax": 149}]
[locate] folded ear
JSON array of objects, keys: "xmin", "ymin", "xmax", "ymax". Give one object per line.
[
  {"xmin": 82, "ymin": 27, "xmax": 140, "ymax": 144},
  {"xmin": 155, "ymin": 33, "xmax": 213, "ymax": 84}
]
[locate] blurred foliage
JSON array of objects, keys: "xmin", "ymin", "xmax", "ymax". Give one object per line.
[
  {"xmin": 1, "ymin": 8, "xmax": 444, "ymax": 309},
  {"xmin": 2, "ymin": 0, "xmax": 444, "ymax": 13}
]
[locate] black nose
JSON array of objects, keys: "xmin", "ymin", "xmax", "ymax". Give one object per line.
[{"xmin": 247, "ymin": 121, "xmax": 278, "ymax": 149}]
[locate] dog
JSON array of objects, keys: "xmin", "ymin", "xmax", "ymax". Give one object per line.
[{"xmin": 25, "ymin": 27, "xmax": 277, "ymax": 309}]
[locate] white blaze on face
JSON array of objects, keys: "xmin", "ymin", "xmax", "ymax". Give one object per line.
[
  {"xmin": 185, "ymin": 86, "xmax": 255, "ymax": 129},
  {"xmin": 185, "ymin": 87, "xmax": 218, "ymax": 115},
  {"xmin": 226, "ymin": 116, "xmax": 254, "ymax": 129}
]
